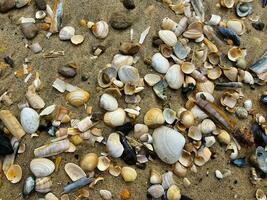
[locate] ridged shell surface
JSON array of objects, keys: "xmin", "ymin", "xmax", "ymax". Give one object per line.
[{"xmin": 30, "ymin": 158, "xmax": 55, "ymax": 177}]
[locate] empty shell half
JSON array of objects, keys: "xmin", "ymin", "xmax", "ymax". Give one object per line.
[
  {"xmin": 64, "ymin": 163, "xmax": 86, "ymax": 181},
  {"xmin": 6, "ymin": 164, "xmax": 22, "ymax": 183},
  {"xmin": 66, "ymin": 90, "xmax": 90, "ymax": 107}
]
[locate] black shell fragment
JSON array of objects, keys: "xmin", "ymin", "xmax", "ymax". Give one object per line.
[
  {"xmin": 119, "ymin": 132, "xmax": 137, "ymax": 165},
  {"xmin": 218, "ymin": 27, "xmax": 241, "ymax": 46},
  {"xmin": 0, "ymin": 131, "xmax": 14, "ymax": 155}
]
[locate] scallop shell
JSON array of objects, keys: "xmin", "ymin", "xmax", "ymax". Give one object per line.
[
  {"xmin": 121, "ymin": 167, "xmax": 137, "ymax": 182},
  {"xmin": 112, "ymin": 54, "xmax": 134, "ymax": 69},
  {"xmin": 118, "ymin": 65, "xmax": 140, "ymax": 84},
  {"xmin": 165, "ymin": 64, "xmax": 184, "ymax": 89},
  {"xmin": 106, "ymin": 133, "xmax": 124, "ymax": 158},
  {"xmin": 59, "ymin": 26, "xmax": 75, "ymax": 40},
  {"xmin": 100, "ymin": 190, "xmax": 112, "ymax": 200},
  {"xmin": 100, "ymin": 93, "xmax": 118, "ymax": 112},
  {"xmin": 163, "ymin": 108, "xmax": 176, "ymax": 124},
  {"xmin": 64, "ymin": 163, "xmax": 86, "ymax": 181},
  {"xmin": 153, "ymin": 126, "xmax": 185, "ymax": 164},
  {"xmin": 144, "ymin": 73, "xmax": 161, "ymax": 86},
  {"xmin": 227, "ymin": 20, "xmax": 245, "ymax": 35},
  {"xmin": 66, "ymin": 90, "xmax": 90, "ymax": 107},
  {"xmin": 181, "ymin": 62, "xmax": 195, "ymax": 74},
  {"xmin": 104, "ymin": 108, "xmax": 126, "ymax": 127},
  {"xmin": 228, "ymin": 47, "xmax": 243, "ymax": 62},
  {"xmin": 6, "ymin": 164, "xmax": 22, "ymax": 183},
  {"xmin": 161, "ymin": 17, "xmax": 177, "ymax": 30},
  {"xmin": 188, "ymin": 126, "xmax": 202, "ymax": 141},
  {"xmin": 173, "ymin": 162, "xmax": 187, "ymax": 177},
  {"xmin": 150, "ymin": 169, "xmax": 162, "ymax": 184},
  {"xmin": 158, "ymin": 30, "xmax": 178, "ymax": 47},
  {"xmin": 35, "ymin": 177, "xmax": 52, "ymax": 193},
  {"xmin": 98, "ymin": 66, "xmax": 117, "ymax": 88},
  {"xmin": 20, "ymin": 107, "xmax": 40, "ymax": 134},
  {"xmin": 144, "ymin": 108, "xmax": 164, "ymax": 128},
  {"xmin": 97, "ymin": 156, "xmax": 111, "ymax": 171},
  {"xmin": 162, "ymin": 171, "xmax": 175, "ymax": 190},
  {"xmin": 109, "ymin": 164, "xmax": 121, "ymax": 177},
  {"xmin": 71, "ymin": 35, "xmax": 84, "ymax": 45},
  {"xmin": 151, "ymin": 53, "xmax": 170, "ymax": 74},
  {"xmin": 167, "ymin": 185, "xmax": 181, "ymax": 200},
  {"xmin": 30, "ymin": 158, "xmax": 55, "ymax": 177},
  {"xmin": 147, "ymin": 185, "xmax": 165, "ymax": 198},
  {"xmin": 220, "ymin": 0, "xmax": 235, "ymax": 8},
  {"xmin": 92, "ymin": 20, "xmax": 109, "ymax": 39}
]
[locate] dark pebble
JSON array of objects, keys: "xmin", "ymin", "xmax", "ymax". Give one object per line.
[
  {"xmin": 58, "ymin": 66, "xmax": 77, "ymax": 78},
  {"xmin": 119, "ymin": 42, "xmax": 140, "ymax": 55},
  {"xmin": 260, "ymin": 95, "xmax": 267, "ymax": 105},
  {"xmin": 110, "ymin": 11, "xmax": 133, "ymax": 30},
  {"xmin": 122, "ymin": 0, "xmax": 135, "ymax": 9},
  {"xmin": 181, "ymin": 195, "xmax": 193, "ymax": 200},
  {"xmin": 252, "ymin": 22, "xmax": 265, "ymax": 31},
  {"xmin": 4, "ymin": 56, "xmax": 15, "ymax": 68},
  {"xmin": 21, "ymin": 23, "xmax": 38, "ymax": 39},
  {"xmin": 81, "ymin": 74, "xmax": 89, "ymax": 81},
  {"xmin": 0, "ymin": 0, "xmax": 15, "ymax": 13},
  {"xmin": 115, "ymin": 122, "xmax": 133, "ymax": 135},
  {"xmin": 152, "ymin": 36, "xmax": 163, "ymax": 47},
  {"xmin": 34, "ymin": 0, "xmax": 46, "ymax": 10}
]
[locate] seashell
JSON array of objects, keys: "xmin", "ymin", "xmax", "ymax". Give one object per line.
[
  {"xmin": 20, "ymin": 107, "xmax": 39, "ymax": 134},
  {"xmin": 144, "ymin": 108, "xmax": 164, "ymax": 128},
  {"xmin": 170, "ymin": 1, "xmax": 184, "ymax": 14},
  {"xmin": 71, "ymin": 35, "xmax": 84, "ymax": 45},
  {"xmin": 58, "ymin": 65, "xmax": 77, "ymax": 78},
  {"xmin": 236, "ymin": 2, "xmax": 252, "ymax": 18},
  {"xmin": 179, "ymin": 150, "xmax": 192, "ymax": 168},
  {"xmin": 173, "ymin": 162, "xmax": 187, "ymax": 177},
  {"xmin": 220, "ymin": 0, "xmax": 235, "ymax": 8},
  {"xmin": 144, "ymin": 73, "xmax": 161, "ymax": 86},
  {"xmin": 167, "ymin": 185, "xmax": 181, "ymax": 200},
  {"xmin": 158, "ymin": 30, "xmax": 177, "ymax": 47},
  {"xmin": 223, "ymin": 67, "xmax": 238, "ymax": 82},
  {"xmin": 174, "ymin": 16, "xmax": 188, "ymax": 36},
  {"xmin": 205, "ymin": 136, "xmax": 216, "ymax": 147},
  {"xmin": 30, "ymin": 158, "xmax": 55, "ymax": 177},
  {"xmin": 150, "ymin": 169, "xmax": 162, "ymax": 184},
  {"xmin": 162, "ymin": 171, "xmax": 175, "ymax": 189},
  {"xmin": 66, "ymin": 89, "xmax": 90, "ymax": 107},
  {"xmin": 208, "ymin": 52, "xmax": 220, "ymax": 65},
  {"xmin": 97, "ymin": 156, "xmax": 111, "ymax": 171},
  {"xmin": 45, "ymin": 192, "xmax": 58, "ymax": 200},
  {"xmin": 183, "ymin": 29, "xmax": 202, "ymax": 39},
  {"xmin": 98, "ymin": 66, "xmax": 117, "ymax": 88},
  {"xmin": 153, "ymin": 126, "xmax": 185, "ymax": 164},
  {"xmin": 180, "ymin": 110, "xmax": 194, "ymax": 128},
  {"xmin": 147, "ymin": 185, "xmax": 164, "ymax": 198},
  {"xmin": 76, "ymin": 117, "xmax": 92, "ymax": 132},
  {"xmin": 196, "ymin": 92, "xmax": 214, "ymax": 102},
  {"xmin": 106, "ymin": 133, "xmax": 124, "ymax": 158},
  {"xmin": 220, "ymin": 92, "xmax": 239, "ymax": 110},
  {"xmin": 163, "ymin": 108, "xmax": 176, "ymax": 124},
  {"xmin": 109, "ymin": 164, "xmax": 121, "ymax": 177},
  {"xmin": 201, "ymin": 119, "xmax": 216, "ymax": 134},
  {"xmin": 100, "ymin": 93, "xmax": 118, "ymax": 112},
  {"xmin": 218, "ymin": 27, "xmax": 240, "ymax": 46},
  {"xmin": 161, "ymin": 17, "xmax": 177, "ymax": 30},
  {"xmin": 100, "ymin": 190, "xmax": 112, "ymax": 200},
  {"xmin": 194, "ymin": 147, "xmax": 212, "ymax": 166},
  {"xmin": 119, "ymin": 42, "xmax": 140, "ymax": 55},
  {"xmin": 151, "ymin": 53, "xmax": 170, "ymax": 74},
  {"xmin": 165, "ymin": 64, "xmax": 184, "ymax": 89},
  {"xmin": 235, "ymin": 107, "xmax": 248, "ymax": 119},
  {"xmin": 35, "ymin": 10, "xmax": 46, "ymax": 20},
  {"xmin": 153, "ymin": 79, "xmax": 168, "ymax": 101},
  {"xmin": 215, "ymin": 170, "xmax": 223, "ymax": 179},
  {"xmin": 92, "ymin": 20, "xmax": 109, "ymax": 39},
  {"xmin": 181, "ymin": 62, "xmax": 195, "ymax": 74},
  {"xmin": 80, "ymin": 153, "xmax": 98, "ymax": 172},
  {"xmin": 242, "ymin": 71, "xmax": 254, "ymax": 85},
  {"xmin": 256, "ymin": 189, "xmax": 267, "ymax": 200},
  {"xmin": 22, "ymin": 176, "xmax": 35, "ymax": 199},
  {"xmin": 217, "ymin": 130, "xmax": 231, "ymax": 144},
  {"xmin": 203, "ymin": 38, "xmax": 218, "ymax": 53},
  {"xmin": 34, "ymin": 139, "xmax": 70, "ymax": 157},
  {"xmin": 197, "ymin": 80, "xmax": 214, "ymax": 94},
  {"xmin": 159, "ymin": 44, "xmax": 172, "ymax": 58},
  {"xmin": 118, "ymin": 65, "xmax": 140, "ymax": 84},
  {"xmin": 134, "ymin": 124, "xmax": 149, "ymax": 139},
  {"xmin": 6, "ymin": 164, "xmax": 22, "ymax": 183},
  {"xmin": 173, "ymin": 42, "xmax": 188, "ymax": 59},
  {"xmin": 64, "ymin": 163, "xmax": 86, "ymax": 181},
  {"xmin": 227, "ymin": 20, "xmax": 245, "ymax": 35},
  {"xmin": 188, "ymin": 126, "xmax": 202, "ymax": 141},
  {"xmin": 104, "ymin": 108, "xmax": 126, "ymax": 127},
  {"xmin": 26, "ymin": 85, "xmax": 45, "ymax": 109},
  {"xmin": 208, "ymin": 14, "xmax": 221, "ymax": 26},
  {"xmin": 121, "ymin": 167, "xmax": 137, "ymax": 182},
  {"xmin": 35, "ymin": 177, "xmax": 52, "ymax": 193},
  {"xmin": 112, "ymin": 54, "xmax": 134, "ymax": 69},
  {"xmin": 244, "ymin": 99, "xmax": 252, "ymax": 111},
  {"xmin": 140, "ymin": 133, "xmax": 153, "ymax": 143},
  {"xmin": 190, "ymin": 105, "xmax": 208, "ymax": 121}
]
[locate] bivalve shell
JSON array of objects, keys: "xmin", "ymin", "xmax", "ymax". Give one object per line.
[
  {"xmin": 71, "ymin": 35, "xmax": 84, "ymax": 45},
  {"xmin": 227, "ymin": 20, "xmax": 245, "ymax": 35},
  {"xmin": 220, "ymin": 0, "xmax": 235, "ymax": 8},
  {"xmin": 97, "ymin": 156, "xmax": 111, "ymax": 171},
  {"xmin": 147, "ymin": 185, "xmax": 164, "ymax": 198},
  {"xmin": 167, "ymin": 185, "xmax": 181, "ymax": 200},
  {"xmin": 144, "ymin": 74, "xmax": 161, "ymax": 86},
  {"xmin": 161, "ymin": 17, "xmax": 177, "ymax": 30},
  {"xmin": 144, "ymin": 108, "xmax": 164, "ymax": 128},
  {"xmin": 188, "ymin": 126, "xmax": 202, "ymax": 141},
  {"xmin": 158, "ymin": 30, "xmax": 178, "ymax": 47},
  {"xmin": 180, "ymin": 110, "xmax": 194, "ymax": 128},
  {"xmin": 109, "ymin": 165, "xmax": 121, "ymax": 177},
  {"xmin": 256, "ymin": 189, "xmax": 266, "ymax": 200},
  {"xmin": 183, "ymin": 29, "xmax": 202, "ymax": 39},
  {"xmin": 66, "ymin": 90, "xmax": 90, "ymax": 107},
  {"xmin": 162, "ymin": 171, "xmax": 175, "ymax": 190},
  {"xmin": 150, "ymin": 169, "xmax": 162, "ymax": 184},
  {"xmin": 35, "ymin": 10, "xmax": 46, "ymax": 19},
  {"xmin": 64, "ymin": 163, "xmax": 86, "ymax": 181},
  {"xmin": 201, "ymin": 119, "xmax": 216, "ymax": 134},
  {"xmin": 151, "ymin": 53, "xmax": 170, "ymax": 74},
  {"xmin": 236, "ymin": 2, "xmax": 252, "ymax": 17},
  {"xmin": 118, "ymin": 65, "xmax": 140, "ymax": 84},
  {"xmin": 163, "ymin": 108, "xmax": 176, "ymax": 124},
  {"xmin": 30, "ymin": 158, "xmax": 55, "ymax": 177},
  {"xmin": 100, "ymin": 93, "xmax": 118, "ymax": 112},
  {"xmin": 181, "ymin": 62, "xmax": 195, "ymax": 74},
  {"xmin": 228, "ymin": 47, "xmax": 243, "ymax": 62},
  {"xmin": 104, "ymin": 108, "xmax": 126, "ymax": 127},
  {"xmin": 35, "ymin": 177, "xmax": 52, "ymax": 193},
  {"xmin": 134, "ymin": 123, "xmax": 149, "ymax": 139},
  {"xmin": 112, "ymin": 54, "xmax": 133, "ymax": 69},
  {"xmin": 92, "ymin": 20, "xmax": 109, "ymax": 39},
  {"xmin": 165, "ymin": 64, "xmax": 184, "ymax": 90},
  {"xmin": 59, "ymin": 26, "xmax": 75, "ymax": 40},
  {"xmin": 80, "ymin": 153, "xmax": 98, "ymax": 172},
  {"xmin": 20, "ymin": 107, "xmax": 40, "ymax": 134},
  {"xmin": 100, "ymin": 190, "xmax": 112, "ymax": 200},
  {"xmin": 6, "ymin": 164, "xmax": 22, "ymax": 183},
  {"xmin": 121, "ymin": 167, "xmax": 137, "ymax": 182},
  {"xmin": 45, "ymin": 193, "xmax": 58, "ymax": 200},
  {"xmin": 173, "ymin": 162, "xmax": 187, "ymax": 177},
  {"xmin": 217, "ymin": 130, "xmax": 231, "ymax": 144},
  {"xmin": 106, "ymin": 133, "xmax": 124, "ymax": 158}
]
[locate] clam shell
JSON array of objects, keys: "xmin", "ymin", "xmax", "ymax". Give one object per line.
[
  {"xmin": 97, "ymin": 156, "xmax": 111, "ymax": 171},
  {"xmin": 45, "ymin": 192, "xmax": 58, "ymax": 200},
  {"xmin": 151, "ymin": 53, "xmax": 170, "ymax": 74},
  {"xmin": 173, "ymin": 162, "xmax": 187, "ymax": 177},
  {"xmin": 106, "ymin": 133, "xmax": 124, "ymax": 158},
  {"xmin": 104, "ymin": 108, "xmax": 126, "ymax": 127},
  {"xmin": 183, "ymin": 29, "xmax": 202, "ymax": 39},
  {"xmin": 100, "ymin": 190, "xmax": 112, "ymax": 200},
  {"xmin": 35, "ymin": 177, "xmax": 52, "ymax": 193},
  {"xmin": 165, "ymin": 64, "xmax": 184, "ymax": 89},
  {"xmin": 161, "ymin": 17, "xmax": 177, "ymax": 30},
  {"xmin": 30, "ymin": 158, "xmax": 55, "ymax": 177},
  {"xmin": 64, "ymin": 163, "xmax": 86, "ymax": 181},
  {"xmin": 39, "ymin": 104, "xmax": 56, "ymax": 116},
  {"xmin": 204, "ymin": 136, "xmax": 216, "ymax": 147},
  {"xmin": 227, "ymin": 20, "xmax": 245, "ymax": 35},
  {"xmin": 153, "ymin": 126, "xmax": 185, "ymax": 164},
  {"xmin": 109, "ymin": 164, "xmax": 121, "ymax": 177},
  {"xmin": 158, "ymin": 30, "xmax": 178, "ymax": 47},
  {"xmin": 236, "ymin": 2, "xmax": 252, "ymax": 17},
  {"xmin": 207, "ymin": 67, "xmax": 222, "ymax": 80},
  {"xmin": 66, "ymin": 90, "xmax": 90, "ymax": 107},
  {"xmin": 194, "ymin": 147, "xmax": 212, "ymax": 166},
  {"xmin": 208, "ymin": 52, "xmax": 220, "ymax": 65},
  {"xmin": 134, "ymin": 123, "xmax": 149, "ymax": 139},
  {"xmin": 121, "ymin": 167, "xmax": 137, "ymax": 182},
  {"xmin": 118, "ymin": 65, "xmax": 140, "ymax": 84},
  {"xmin": 144, "ymin": 108, "xmax": 164, "ymax": 128},
  {"xmin": 163, "ymin": 108, "xmax": 176, "ymax": 124},
  {"xmin": 80, "ymin": 153, "xmax": 98, "ymax": 171},
  {"xmin": 181, "ymin": 62, "xmax": 195, "ymax": 74},
  {"xmin": 71, "ymin": 35, "xmax": 84, "ymax": 45},
  {"xmin": 179, "ymin": 150, "xmax": 192, "ymax": 167},
  {"xmin": 220, "ymin": 0, "xmax": 235, "ymax": 8},
  {"xmin": 201, "ymin": 119, "xmax": 216, "ymax": 134},
  {"xmin": 162, "ymin": 171, "xmax": 175, "ymax": 189},
  {"xmin": 150, "ymin": 169, "xmax": 162, "ymax": 184},
  {"xmin": 147, "ymin": 185, "xmax": 164, "ymax": 198},
  {"xmin": 197, "ymin": 80, "xmax": 214, "ymax": 94},
  {"xmin": 173, "ymin": 42, "xmax": 188, "ymax": 59},
  {"xmin": 223, "ymin": 67, "xmax": 238, "ymax": 81},
  {"xmin": 180, "ymin": 110, "xmax": 194, "ymax": 128},
  {"xmin": 228, "ymin": 47, "xmax": 243, "ymax": 62},
  {"xmin": 167, "ymin": 185, "xmax": 181, "ymax": 200},
  {"xmin": 98, "ymin": 66, "xmax": 117, "ymax": 88},
  {"xmin": 20, "ymin": 107, "xmax": 39, "ymax": 134},
  {"xmin": 144, "ymin": 73, "xmax": 161, "ymax": 86},
  {"xmin": 35, "ymin": 10, "xmax": 46, "ymax": 20},
  {"xmin": 188, "ymin": 126, "xmax": 202, "ymax": 141},
  {"xmin": 92, "ymin": 20, "xmax": 109, "ymax": 39},
  {"xmin": 160, "ymin": 44, "xmax": 173, "ymax": 58},
  {"xmin": 6, "ymin": 164, "xmax": 22, "ymax": 183},
  {"xmin": 59, "ymin": 26, "xmax": 75, "ymax": 40},
  {"xmin": 100, "ymin": 93, "xmax": 118, "ymax": 112},
  {"xmin": 112, "ymin": 54, "xmax": 133, "ymax": 69}
]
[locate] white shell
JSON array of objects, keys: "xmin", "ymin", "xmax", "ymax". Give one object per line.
[
  {"xmin": 152, "ymin": 53, "xmax": 170, "ymax": 74},
  {"xmin": 92, "ymin": 20, "xmax": 109, "ymax": 39},
  {"xmin": 215, "ymin": 170, "xmax": 223, "ymax": 179},
  {"xmin": 106, "ymin": 133, "xmax": 124, "ymax": 158},
  {"xmin": 201, "ymin": 119, "xmax": 216, "ymax": 134},
  {"xmin": 64, "ymin": 163, "xmax": 86, "ymax": 181},
  {"xmin": 77, "ymin": 116, "xmax": 93, "ymax": 132},
  {"xmin": 35, "ymin": 11, "xmax": 46, "ymax": 20},
  {"xmin": 244, "ymin": 99, "xmax": 252, "ymax": 111},
  {"xmin": 147, "ymin": 185, "xmax": 165, "ymax": 198},
  {"xmin": 45, "ymin": 193, "xmax": 58, "ymax": 200},
  {"xmin": 97, "ymin": 156, "xmax": 111, "ymax": 171},
  {"xmin": 163, "ymin": 108, "xmax": 176, "ymax": 124},
  {"xmin": 118, "ymin": 65, "xmax": 140, "ymax": 84},
  {"xmin": 30, "ymin": 158, "xmax": 55, "ymax": 177},
  {"xmin": 243, "ymin": 71, "xmax": 254, "ymax": 85},
  {"xmin": 112, "ymin": 54, "xmax": 133, "ymax": 69},
  {"xmin": 100, "ymin": 93, "xmax": 118, "ymax": 111},
  {"xmin": 188, "ymin": 126, "xmax": 202, "ymax": 141},
  {"xmin": 144, "ymin": 74, "xmax": 161, "ymax": 86},
  {"xmin": 35, "ymin": 177, "xmax": 52, "ymax": 193},
  {"xmin": 165, "ymin": 64, "xmax": 184, "ymax": 89},
  {"xmin": 134, "ymin": 123, "xmax": 149, "ymax": 139},
  {"xmin": 59, "ymin": 26, "xmax": 75, "ymax": 40},
  {"xmin": 104, "ymin": 108, "xmax": 126, "ymax": 127},
  {"xmin": 20, "ymin": 107, "xmax": 40, "ymax": 134},
  {"xmin": 158, "ymin": 30, "xmax": 178, "ymax": 47},
  {"xmin": 204, "ymin": 136, "xmax": 216, "ymax": 147},
  {"xmin": 208, "ymin": 14, "xmax": 221, "ymax": 25},
  {"xmin": 153, "ymin": 126, "xmax": 185, "ymax": 164},
  {"xmin": 162, "ymin": 171, "xmax": 175, "ymax": 190},
  {"xmin": 71, "ymin": 35, "xmax": 84, "ymax": 45},
  {"xmin": 100, "ymin": 190, "xmax": 112, "ymax": 200},
  {"xmin": 227, "ymin": 20, "xmax": 245, "ymax": 35}
]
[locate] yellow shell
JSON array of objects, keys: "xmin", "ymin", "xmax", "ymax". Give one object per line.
[
  {"xmin": 66, "ymin": 90, "xmax": 90, "ymax": 107},
  {"xmin": 6, "ymin": 164, "xmax": 22, "ymax": 183},
  {"xmin": 80, "ymin": 153, "xmax": 98, "ymax": 172},
  {"xmin": 144, "ymin": 108, "xmax": 164, "ymax": 128},
  {"xmin": 121, "ymin": 167, "xmax": 137, "ymax": 182}
]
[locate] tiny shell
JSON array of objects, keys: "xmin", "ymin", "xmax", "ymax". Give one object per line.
[
  {"xmin": 80, "ymin": 153, "xmax": 98, "ymax": 171},
  {"xmin": 30, "ymin": 158, "xmax": 55, "ymax": 177},
  {"xmin": 97, "ymin": 156, "xmax": 111, "ymax": 171},
  {"xmin": 66, "ymin": 90, "xmax": 90, "ymax": 107},
  {"xmin": 147, "ymin": 185, "xmax": 164, "ymax": 198},
  {"xmin": 121, "ymin": 167, "xmax": 137, "ymax": 182},
  {"xmin": 144, "ymin": 74, "xmax": 161, "ymax": 86},
  {"xmin": 35, "ymin": 177, "xmax": 52, "ymax": 193},
  {"xmin": 201, "ymin": 119, "xmax": 216, "ymax": 134},
  {"xmin": 64, "ymin": 163, "xmax": 86, "ymax": 181},
  {"xmin": 167, "ymin": 185, "xmax": 181, "ymax": 200},
  {"xmin": 160, "ymin": 44, "xmax": 173, "ymax": 58},
  {"xmin": 144, "ymin": 108, "xmax": 164, "ymax": 128},
  {"xmin": 100, "ymin": 190, "xmax": 112, "ymax": 200},
  {"xmin": 71, "ymin": 35, "xmax": 84, "ymax": 45},
  {"xmin": 151, "ymin": 53, "xmax": 170, "ymax": 74},
  {"xmin": 106, "ymin": 133, "xmax": 124, "ymax": 158},
  {"xmin": 100, "ymin": 93, "xmax": 118, "ymax": 112},
  {"xmin": 158, "ymin": 30, "xmax": 178, "ymax": 47},
  {"xmin": 163, "ymin": 108, "xmax": 176, "ymax": 124},
  {"xmin": 217, "ymin": 130, "xmax": 231, "ymax": 145},
  {"xmin": 220, "ymin": 0, "xmax": 235, "ymax": 8},
  {"xmin": 6, "ymin": 164, "xmax": 22, "ymax": 183},
  {"xmin": 20, "ymin": 107, "xmax": 40, "ymax": 134},
  {"xmin": 109, "ymin": 165, "xmax": 121, "ymax": 177},
  {"xmin": 235, "ymin": 107, "xmax": 248, "ymax": 119},
  {"xmin": 92, "ymin": 20, "xmax": 109, "ymax": 39},
  {"xmin": 223, "ymin": 67, "xmax": 238, "ymax": 82},
  {"xmin": 35, "ymin": 10, "xmax": 46, "ymax": 20},
  {"xmin": 104, "ymin": 108, "xmax": 126, "ymax": 127},
  {"xmin": 165, "ymin": 64, "xmax": 184, "ymax": 89},
  {"xmin": 215, "ymin": 170, "xmax": 223, "ymax": 179},
  {"xmin": 179, "ymin": 150, "xmax": 192, "ymax": 167},
  {"xmin": 244, "ymin": 99, "xmax": 252, "ymax": 111},
  {"xmin": 205, "ymin": 136, "xmax": 216, "ymax": 147}
]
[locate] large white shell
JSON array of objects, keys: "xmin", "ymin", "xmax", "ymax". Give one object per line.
[
  {"xmin": 153, "ymin": 126, "xmax": 185, "ymax": 164},
  {"xmin": 59, "ymin": 26, "xmax": 75, "ymax": 40},
  {"xmin": 104, "ymin": 108, "xmax": 126, "ymax": 127},
  {"xmin": 100, "ymin": 93, "xmax": 118, "ymax": 112},
  {"xmin": 118, "ymin": 65, "xmax": 140, "ymax": 84},
  {"xmin": 112, "ymin": 54, "xmax": 133, "ymax": 69},
  {"xmin": 165, "ymin": 64, "xmax": 184, "ymax": 89},
  {"xmin": 152, "ymin": 53, "xmax": 170, "ymax": 74},
  {"xmin": 20, "ymin": 107, "xmax": 39, "ymax": 134},
  {"xmin": 35, "ymin": 177, "xmax": 52, "ymax": 193},
  {"xmin": 30, "ymin": 158, "xmax": 55, "ymax": 177},
  {"xmin": 158, "ymin": 30, "xmax": 178, "ymax": 47},
  {"xmin": 106, "ymin": 133, "xmax": 124, "ymax": 158},
  {"xmin": 92, "ymin": 20, "xmax": 109, "ymax": 39},
  {"xmin": 64, "ymin": 163, "xmax": 86, "ymax": 181}
]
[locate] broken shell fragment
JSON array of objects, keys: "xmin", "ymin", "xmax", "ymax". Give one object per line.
[
  {"xmin": 66, "ymin": 90, "xmax": 90, "ymax": 107},
  {"xmin": 201, "ymin": 119, "xmax": 216, "ymax": 134},
  {"xmin": 144, "ymin": 108, "xmax": 165, "ymax": 128},
  {"xmin": 97, "ymin": 156, "xmax": 111, "ymax": 171},
  {"xmin": 161, "ymin": 17, "xmax": 177, "ymax": 30},
  {"xmin": 104, "ymin": 108, "xmax": 126, "ymax": 127},
  {"xmin": 106, "ymin": 133, "xmax": 124, "ymax": 158},
  {"xmin": 147, "ymin": 184, "xmax": 164, "ymax": 198},
  {"xmin": 158, "ymin": 30, "xmax": 178, "ymax": 47},
  {"xmin": 109, "ymin": 165, "xmax": 121, "ymax": 177},
  {"xmin": 35, "ymin": 177, "xmax": 52, "ymax": 193},
  {"xmin": 92, "ymin": 20, "xmax": 109, "ymax": 39},
  {"xmin": 256, "ymin": 189, "xmax": 267, "ymax": 200},
  {"xmin": 20, "ymin": 107, "xmax": 40, "ymax": 134},
  {"xmin": 64, "ymin": 163, "xmax": 86, "ymax": 181},
  {"xmin": 151, "ymin": 53, "xmax": 170, "ymax": 74},
  {"xmin": 181, "ymin": 62, "xmax": 195, "ymax": 74},
  {"xmin": 59, "ymin": 26, "xmax": 75, "ymax": 40},
  {"xmin": 121, "ymin": 167, "xmax": 137, "ymax": 182},
  {"xmin": 30, "ymin": 158, "xmax": 55, "ymax": 177},
  {"xmin": 98, "ymin": 66, "xmax": 117, "ymax": 88},
  {"xmin": 80, "ymin": 153, "xmax": 98, "ymax": 172},
  {"xmin": 71, "ymin": 35, "xmax": 84, "ymax": 45},
  {"xmin": 6, "ymin": 164, "xmax": 22, "ymax": 183}
]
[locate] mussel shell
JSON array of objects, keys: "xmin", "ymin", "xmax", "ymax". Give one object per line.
[
  {"xmin": 173, "ymin": 42, "xmax": 188, "ymax": 59},
  {"xmin": 218, "ymin": 27, "xmax": 240, "ymax": 46},
  {"xmin": 251, "ymin": 123, "xmax": 267, "ymax": 146},
  {"xmin": 22, "ymin": 176, "xmax": 35, "ymax": 199},
  {"xmin": 119, "ymin": 133, "xmax": 137, "ymax": 165},
  {"xmin": 256, "ymin": 146, "xmax": 267, "ymax": 173},
  {"xmin": 0, "ymin": 132, "xmax": 14, "ymax": 155},
  {"xmin": 115, "ymin": 122, "xmax": 134, "ymax": 135}
]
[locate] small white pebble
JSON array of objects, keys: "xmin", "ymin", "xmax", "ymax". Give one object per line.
[{"xmin": 215, "ymin": 170, "xmax": 223, "ymax": 179}]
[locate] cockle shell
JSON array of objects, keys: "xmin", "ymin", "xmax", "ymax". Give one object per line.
[
  {"xmin": 80, "ymin": 153, "xmax": 98, "ymax": 171},
  {"xmin": 104, "ymin": 108, "xmax": 126, "ymax": 127},
  {"xmin": 158, "ymin": 30, "xmax": 177, "ymax": 47},
  {"xmin": 228, "ymin": 47, "xmax": 243, "ymax": 62},
  {"xmin": 118, "ymin": 65, "xmax": 140, "ymax": 84},
  {"xmin": 112, "ymin": 54, "xmax": 134, "ymax": 69},
  {"xmin": 197, "ymin": 80, "xmax": 214, "ymax": 94},
  {"xmin": 223, "ymin": 67, "xmax": 238, "ymax": 81},
  {"xmin": 144, "ymin": 74, "xmax": 161, "ymax": 86},
  {"xmin": 181, "ymin": 62, "xmax": 195, "ymax": 74},
  {"xmin": 121, "ymin": 167, "xmax": 137, "ymax": 182},
  {"xmin": 162, "ymin": 171, "xmax": 175, "ymax": 190},
  {"xmin": 100, "ymin": 190, "xmax": 112, "ymax": 200},
  {"xmin": 64, "ymin": 163, "xmax": 86, "ymax": 181},
  {"xmin": 100, "ymin": 93, "xmax": 118, "ymax": 111},
  {"xmin": 106, "ymin": 133, "xmax": 124, "ymax": 158},
  {"xmin": 34, "ymin": 139, "xmax": 70, "ymax": 157},
  {"xmin": 153, "ymin": 126, "xmax": 185, "ymax": 164},
  {"xmin": 165, "ymin": 64, "xmax": 184, "ymax": 89},
  {"xmin": 147, "ymin": 185, "xmax": 164, "ymax": 198},
  {"xmin": 35, "ymin": 177, "xmax": 52, "ymax": 193},
  {"xmin": 30, "ymin": 158, "xmax": 55, "ymax": 177},
  {"xmin": 92, "ymin": 20, "xmax": 109, "ymax": 39},
  {"xmin": 167, "ymin": 185, "xmax": 181, "ymax": 200},
  {"xmin": 151, "ymin": 53, "xmax": 170, "ymax": 74},
  {"xmin": 66, "ymin": 90, "xmax": 90, "ymax": 107},
  {"xmin": 26, "ymin": 85, "xmax": 45, "ymax": 109},
  {"xmin": 20, "ymin": 107, "xmax": 39, "ymax": 134},
  {"xmin": 180, "ymin": 110, "xmax": 194, "ymax": 128},
  {"xmin": 97, "ymin": 156, "xmax": 111, "ymax": 171},
  {"xmin": 6, "ymin": 164, "xmax": 22, "ymax": 183},
  {"xmin": 144, "ymin": 108, "xmax": 164, "ymax": 128},
  {"xmin": 59, "ymin": 26, "xmax": 75, "ymax": 40},
  {"xmin": 188, "ymin": 126, "xmax": 202, "ymax": 141},
  {"xmin": 161, "ymin": 17, "xmax": 177, "ymax": 30}
]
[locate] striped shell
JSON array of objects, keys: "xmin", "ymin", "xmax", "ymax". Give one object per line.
[
  {"xmin": 66, "ymin": 90, "xmax": 90, "ymax": 107},
  {"xmin": 30, "ymin": 158, "xmax": 55, "ymax": 177},
  {"xmin": 92, "ymin": 20, "xmax": 109, "ymax": 39},
  {"xmin": 64, "ymin": 163, "xmax": 86, "ymax": 181},
  {"xmin": 158, "ymin": 30, "xmax": 177, "ymax": 47},
  {"xmin": 35, "ymin": 177, "xmax": 52, "ymax": 193}
]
